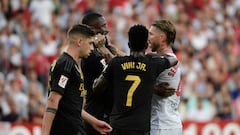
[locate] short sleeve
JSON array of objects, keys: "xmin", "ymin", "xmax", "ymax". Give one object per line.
[
  {"xmin": 50, "ymin": 61, "xmax": 71, "ymax": 95},
  {"xmin": 102, "ymin": 58, "xmax": 115, "ymax": 81}
]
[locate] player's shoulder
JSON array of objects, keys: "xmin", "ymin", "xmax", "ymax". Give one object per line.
[
  {"xmin": 146, "ymin": 53, "xmax": 165, "ymax": 61},
  {"xmin": 110, "ymin": 56, "xmax": 128, "ymax": 62},
  {"xmin": 55, "ymin": 52, "xmax": 76, "ymax": 72}
]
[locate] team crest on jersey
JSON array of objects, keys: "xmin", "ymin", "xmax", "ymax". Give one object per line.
[{"xmin": 58, "ymin": 75, "xmax": 68, "ymax": 88}]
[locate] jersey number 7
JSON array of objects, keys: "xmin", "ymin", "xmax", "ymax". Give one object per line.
[{"xmin": 125, "ymin": 75, "xmax": 141, "ymax": 107}]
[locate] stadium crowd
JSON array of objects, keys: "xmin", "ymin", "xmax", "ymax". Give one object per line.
[{"xmin": 0, "ymin": 0, "xmax": 240, "ymax": 125}]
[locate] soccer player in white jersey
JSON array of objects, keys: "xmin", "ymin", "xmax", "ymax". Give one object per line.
[{"xmin": 148, "ymin": 20, "xmax": 182, "ymax": 135}]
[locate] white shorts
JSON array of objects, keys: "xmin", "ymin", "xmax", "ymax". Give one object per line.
[{"xmin": 150, "ymin": 128, "xmax": 182, "ymax": 135}]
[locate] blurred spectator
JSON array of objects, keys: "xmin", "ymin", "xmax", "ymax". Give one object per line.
[
  {"xmin": 6, "ymin": 66, "xmax": 28, "ymax": 91},
  {"xmin": 30, "ymin": 102, "xmax": 45, "ymax": 124},
  {"xmin": 40, "ymin": 28, "xmax": 58, "ymax": 63},
  {"xmin": 0, "ymin": 43, "xmax": 8, "ymax": 73},
  {"xmin": 27, "ymin": 81, "xmax": 44, "ymax": 124},
  {"xmin": 21, "ymin": 30, "xmax": 37, "ymax": 60},
  {"xmin": 29, "ymin": 0, "xmax": 55, "ymax": 28},
  {"xmin": 187, "ymin": 91, "xmax": 216, "ymax": 122},
  {"xmin": 4, "ymin": 78, "xmax": 28, "ymax": 121},
  {"xmin": 27, "ymin": 42, "xmax": 50, "ymax": 87},
  {"xmin": 217, "ymin": 102, "xmax": 233, "ymax": 120},
  {"xmin": 0, "ymin": 3, "xmax": 7, "ymax": 30},
  {"xmin": 1, "ymin": 95, "xmax": 20, "ymax": 122},
  {"xmin": 0, "ymin": 72, "xmax": 5, "ymax": 119}
]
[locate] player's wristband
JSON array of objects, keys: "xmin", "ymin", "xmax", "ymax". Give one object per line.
[{"xmin": 46, "ymin": 107, "xmax": 57, "ymax": 114}]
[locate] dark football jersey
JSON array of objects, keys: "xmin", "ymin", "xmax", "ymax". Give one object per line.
[
  {"xmin": 103, "ymin": 54, "xmax": 170, "ymax": 132},
  {"xmin": 48, "ymin": 52, "xmax": 86, "ymax": 134},
  {"xmin": 81, "ymin": 49, "xmax": 113, "ymax": 119},
  {"xmin": 81, "ymin": 49, "xmax": 113, "ymax": 135}
]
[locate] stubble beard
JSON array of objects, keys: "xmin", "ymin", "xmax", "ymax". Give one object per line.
[{"xmin": 150, "ymin": 42, "xmax": 159, "ymax": 52}]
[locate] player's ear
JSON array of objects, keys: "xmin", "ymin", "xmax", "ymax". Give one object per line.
[
  {"xmin": 77, "ymin": 38, "xmax": 82, "ymax": 47},
  {"xmin": 159, "ymin": 33, "xmax": 166, "ymax": 42}
]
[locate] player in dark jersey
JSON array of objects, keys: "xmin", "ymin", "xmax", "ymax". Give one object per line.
[
  {"xmin": 93, "ymin": 24, "xmax": 177, "ymax": 135},
  {"xmin": 41, "ymin": 24, "xmax": 112, "ymax": 135},
  {"xmin": 81, "ymin": 12, "xmax": 125, "ymax": 135}
]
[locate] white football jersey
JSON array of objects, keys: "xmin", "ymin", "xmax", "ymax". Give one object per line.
[{"xmin": 151, "ymin": 53, "xmax": 182, "ymax": 129}]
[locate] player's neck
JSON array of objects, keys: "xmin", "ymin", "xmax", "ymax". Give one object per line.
[
  {"xmin": 157, "ymin": 46, "xmax": 173, "ymax": 55},
  {"xmin": 130, "ymin": 51, "xmax": 145, "ymax": 57},
  {"xmin": 66, "ymin": 46, "xmax": 80, "ymax": 64}
]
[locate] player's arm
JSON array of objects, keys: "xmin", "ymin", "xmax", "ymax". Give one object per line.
[
  {"xmin": 94, "ymin": 34, "xmax": 115, "ymax": 63},
  {"xmin": 106, "ymin": 43, "xmax": 126, "ymax": 56},
  {"xmin": 147, "ymin": 53, "xmax": 178, "ymax": 68},
  {"xmin": 94, "ymin": 34, "xmax": 126, "ymax": 62},
  {"xmin": 97, "ymin": 47, "xmax": 115, "ymax": 64},
  {"xmin": 42, "ymin": 91, "xmax": 62, "ymax": 135},
  {"xmin": 164, "ymin": 54, "xmax": 178, "ymax": 67},
  {"xmin": 82, "ymin": 109, "xmax": 112, "ymax": 134},
  {"xmin": 154, "ymin": 54, "xmax": 178, "ymax": 97},
  {"xmin": 148, "ymin": 54, "xmax": 178, "ymax": 97},
  {"xmin": 153, "ymin": 82, "xmax": 175, "ymax": 97},
  {"xmin": 92, "ymin": 74, "xmax": 110, "ymax": 93}
]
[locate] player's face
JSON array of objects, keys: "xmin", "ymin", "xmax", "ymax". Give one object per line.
[
  {"xmin": 92, "ymin": 17, "xmax": 109, "ymax": 35},
  {"xmin": 79, "ymin": 37, "xmax": 94, "ymax": 58},
  {"xmin": 148, "ymin": 26, "xmax": 161, "ymax": 52}
]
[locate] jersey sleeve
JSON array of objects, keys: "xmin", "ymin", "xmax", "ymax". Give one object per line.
[
  {"xmin": 155, "ymin": 57, "xmax": 171, "ymax": 74},
  {"xmin": 81, "ymin": 50, "xmax": 104, "ymax": 91},
  {"xmin": 102, "ymin": 58, "xmax": 115, "ymax": 81},
  {"xmin": 49, "ymin": 61, "xmax": 72, "ymax": 95}
]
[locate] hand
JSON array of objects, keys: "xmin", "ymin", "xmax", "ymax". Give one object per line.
[
  {"xmin": 94, "ymin": 34, "xmax": 106, "ymax": 48},
  {"xmin": 153, "ymin": 82, "xmax": 175, "ymax": 98},
  {"xmin": 92, "ymin": 120, "xmax": 112, "ymax": 134}
]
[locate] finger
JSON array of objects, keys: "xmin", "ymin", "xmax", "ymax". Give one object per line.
[
  {"xmin": 100, "ymin": 128, "xmax": 112, "ymax": 134},
  {"xmin": 165, "ymin": 88, "xmax": 175, "ymax": 91},
  {"xmin": 158, "ymin": 82, "xmax": 169, "ymax": 86},
  {"xmin": 164, "ymin": 90, "xmax": 175, "ymax": 94},
  {"xmin": 101, "ymin": 122, "xmax": 112, "ymax": 130},
  {"xmin": 164, "ymin": 92, "xmax": 175, "ymax": 97}
]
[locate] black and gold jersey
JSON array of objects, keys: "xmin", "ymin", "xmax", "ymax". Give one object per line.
[
  {"xmin": 81, "ymin": 49, "xmax": 112, "ymax": 120},
  {"xmin": 48, "ymin": 52, "xmax": 86, "ymax": 134},
  {"xmin": 103, "ymin": 54, "xmax": 170, "ymax": 132}
]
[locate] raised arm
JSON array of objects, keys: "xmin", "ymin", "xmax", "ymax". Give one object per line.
[
  {"xmin": 94, "ymin": 34, "xmax": 127, "ymax": 63},
  {"xmin": 147, "ymin": 53, "xmax": 178, "ymax": 68},
  {"xmin": 92, "ymin": 74, "xmax": 110, "ymax": 93}
]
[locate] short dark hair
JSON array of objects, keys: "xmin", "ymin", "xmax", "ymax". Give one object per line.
[
  {"xmin": 128, "ymin": 24, "xmax": 149, "ymax": 51},
  {"xmin": 67, "ymin": 24, "xmax": 95, "ymax": 43},
  {"xmin": 82, "ymin": 12, "xmax": 103, "ymax": 26},
  {"xmin": 152, "ymin": 20, "xmax": 176, "ymax": 45}
]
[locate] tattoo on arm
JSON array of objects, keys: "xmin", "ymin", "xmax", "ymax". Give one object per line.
[{"xmin": 46, "ymin": 107, "xmax": 57, "ymax": 114}]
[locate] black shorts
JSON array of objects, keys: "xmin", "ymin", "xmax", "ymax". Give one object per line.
[{"xmin": 110, "ymin": 128, "xmax": 150, "ymax": 135}]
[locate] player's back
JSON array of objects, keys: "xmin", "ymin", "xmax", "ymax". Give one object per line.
[
  {"xmin": 151, "ymin": 53, "xmax": 182, "ymax": 130},
  {"xmin": 104, "ymin": 55, "xmax": 169, "ymax": 132}
]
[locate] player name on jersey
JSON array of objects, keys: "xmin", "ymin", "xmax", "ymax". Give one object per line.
[{"xmin": 121, "ymin": 61, "xmax": 146, "ymax": 71}]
